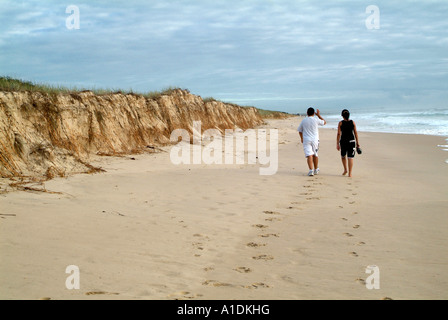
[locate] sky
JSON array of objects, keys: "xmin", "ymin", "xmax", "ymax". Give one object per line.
[{"xmin": 1, "ymin": 0, "xmax": 447, "ymax": 113}]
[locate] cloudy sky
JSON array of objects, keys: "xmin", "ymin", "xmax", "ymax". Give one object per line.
[{"xmin": 1, "ymin": 0, "xmax": 447, "ymax": 113}]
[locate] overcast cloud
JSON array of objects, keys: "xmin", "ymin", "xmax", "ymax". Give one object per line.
[{"xmin": 1, "ymin": 0, "xmax": 447, "ymax": 113}]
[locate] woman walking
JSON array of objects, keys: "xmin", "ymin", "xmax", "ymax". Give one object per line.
[{"xmin": 336, "ymin": 109, "xmax": 360, "ymax": 177}]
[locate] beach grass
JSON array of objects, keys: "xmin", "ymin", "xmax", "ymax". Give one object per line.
[
  {"xmin": 0, "ymin": 76, "xmax": 185, "ymax": 99},
  {"xmin": 254, "ymin": 108, "xmax": 291, "ymax": 119},
  {"xmin": 0, "ymin": 76, "xmax": 290, "ymax": 117}
]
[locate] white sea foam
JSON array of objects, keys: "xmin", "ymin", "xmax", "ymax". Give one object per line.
[
  {"xmin": 325, "ymin": 109, "xmax": 448, "ymax": 164},
  {"xmin": 326, "ymin": 108, "xmax": 448, "ymax": 136}
]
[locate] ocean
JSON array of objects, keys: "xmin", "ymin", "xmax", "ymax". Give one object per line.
[{"xmin": 323, "ymin": 107, "xmax": 448, "ymax": 164}]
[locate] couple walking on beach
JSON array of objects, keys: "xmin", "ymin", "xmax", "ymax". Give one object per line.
[{"xmin": 298, "ymin": 108, "xmax": 360, "ymax": 177}]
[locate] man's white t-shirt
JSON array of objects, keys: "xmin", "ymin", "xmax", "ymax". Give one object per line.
[{"xmin": 298, "ymin": 116, "xmax": 326, "ymax": 142}]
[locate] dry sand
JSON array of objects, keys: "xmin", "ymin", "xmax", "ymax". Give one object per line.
[{"xmin": 0, "ymin": 116, "xmax": 447, "ymax": 300}]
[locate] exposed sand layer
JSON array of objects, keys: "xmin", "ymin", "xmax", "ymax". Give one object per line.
[
  {"xmin": 0, "ymin": 89, "xmax": 262, "ymax": 179},
  {"xmin": 1, "ymin": 117, "xmax": 447, "ymax": 300}
]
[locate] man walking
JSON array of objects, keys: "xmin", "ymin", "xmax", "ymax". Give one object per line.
[{"xmin": 298, "ymin": 107, "xmax": 326, "ymax": 176}]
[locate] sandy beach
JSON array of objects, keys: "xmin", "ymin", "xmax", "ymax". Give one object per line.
[{"xmin": 0, "ymin": 116, "xmax": 447, "ymax": 300}]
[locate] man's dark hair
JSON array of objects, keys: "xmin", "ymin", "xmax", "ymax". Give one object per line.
[
  {"xmin": 341, "ymin": 109, "xmax": 350, "ymax": 120},
  {"xmin": 307, "ymin": 107, "xmax": 315, "ymax": 116}
]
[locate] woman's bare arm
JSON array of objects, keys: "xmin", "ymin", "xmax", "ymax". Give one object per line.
[{"xmin": 353, "ymin": 121, "xmax": 360, "ymax": 147}]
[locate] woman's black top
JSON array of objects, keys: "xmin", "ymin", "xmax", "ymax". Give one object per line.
[{"xmin": 340, "ymin": 120, "xmax": 355, "ymax": 142}]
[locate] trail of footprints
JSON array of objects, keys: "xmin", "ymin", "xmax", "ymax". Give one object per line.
[
  {"xmin": 340, "ymin": 183, "xmax": 365, "ymax": 251},
  {"xmin": 225, "ymin": 179, "xmax": 326, "ymax": 291},
  {"xmin": 177, "ymin": 209, "xmax": 284, "ymax": 298},
  {"xmin": 232, "ymin": 209, "xmax": 283, "ymax": 287},
  {"xmin": 338, "ymin": 182, "xmax": 385, "ymax": 296},
  {"xmin": 172, "ymin": 180, "xmax": 379, "ymax": 299},
  {"xmin": 191, "ymin": 233, "xmax": 210, "ymax": 258}
]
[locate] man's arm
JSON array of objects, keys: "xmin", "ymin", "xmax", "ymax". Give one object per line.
[
  {"xmin": 336, "ymin": 121, "xmax": 341, "ymax": 151},
  {"xmin": 316, "ymin": 109, "xmax": 326, "ymax": 125},
  {"xmin": 298, "ymin": 122, "xmax": 303, "ymax": 143},
  {"xmin": 336, "ymin": 122, "xmax": 342, "ymax": 151}
]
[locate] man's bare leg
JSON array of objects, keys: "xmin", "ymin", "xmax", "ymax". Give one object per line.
[
  {"xmin": 313, "ymin": 156, "xmax": 319, "ymax": 171},
  {"xmin": 307, "ymin": 156, "xmax": 314, "ymax": 170}
]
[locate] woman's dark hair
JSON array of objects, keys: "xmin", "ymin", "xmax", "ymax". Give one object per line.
[
  {"xmin": 307, "ymin": 107, "xmax": 315, "ymax": 116},
  {"xmin": 341, "ymin": 109, "xmax": 350, "ymax": 120}
]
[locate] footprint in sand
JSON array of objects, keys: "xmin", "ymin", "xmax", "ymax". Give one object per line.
[
  {"xmin": 263, "ymin": 211, "xmax": 281, "ymax": 215},
  {"xmin": 306, "ymin": 197, "xmax": 320, "ymax": 200},
  {"xmin": 341, "ymin": 218, "xmax": 348, "ymax": 221},
  {"xmin": 203, "ymin": 281, "xmax": 271, "ymax": 289},
  {"xmin": 252, "ymin": 224, "xmax": 269, "ymax": 229},
  {"xmin": 192, "ymin": 235, "xmax": 210, "ymax": 256},
  {"xmin": 265, "ymin": 217, "xmax": 282, "ymax": 222},
  {"xmin": 247, "ymin": 242, "xmax": 267, "ymax": 248},
  {"xmin": 0, "ymin": 213, "xmax": 16, "ymax": 218},
  {"xmin": 193, "ymin": 234, "xmax": 210, "ymax": 241},
  {"xmin": 352, "ymin": 212, "xmax": 359, "ymax": 215},
  {"xmin": 355, "ymin": 278, "xmax": 366, "ymax": 285},
  {"xmin": 382, "ymin": 297, "xmax": 394, "ymax": 300},
  {"xmin": 85, "ymin": 291, "xmax": 119, "ymax": 296},
  {"xmin": 169, "ymin": 291, "xmax": 202, "ymax": 300},
  {"xmin": 204, "ymin": 266, "xmax": 215, "ymax": 272},
  {"xmin": 244, "ymin": 283, "xmax": 270, "ymax": 289},
  {"xmin": 357, "ymin": 242, "xmax": 366, "ymax": 246},
  {"xmin": 349, "ymin": 201, "xmax": 356, "ymax": 205},
  {"xmin": 192, "ymin": 242, "xmax": 204, "ymax": 250},
  {"xmin": 349, "ymin": 252, "xmax": 359, "ymax": 257},
  {"xmin": 353, "ymin": 225, "xmax": 360, "ymax": 229},
  {"xmin": 102, "ymin": 211, "xmax": 125, "ymax": 217},
  {"xmin": 234, "ymin": 267, "xmax": 252, "ymax": 273},
  {"xmin": 300, "ymin": 192, "xmax": 312, "ymax": 196},
  {"xmin": 252, "ymin": 254, "xmax": 274, "ymax": 261},
  {"xmin": 344, "ymin": 233, "xmax": 354, "ymax": 237},
  {"xmin": 202, "ymin": 280, "xmax": 234, "ymax": 287},
  {"xmin": 259, "ymin": 233, "xmax": 279, "ymax": 238}
]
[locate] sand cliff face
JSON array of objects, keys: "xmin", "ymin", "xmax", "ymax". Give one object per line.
[{"xmin": 0, "ymin": 89, "xmax": 263, "ymax": 179}]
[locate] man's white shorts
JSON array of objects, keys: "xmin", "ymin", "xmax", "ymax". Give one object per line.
[{"xmin": 303, "ymin": 140, "xmax": 319, "ymax": 157}]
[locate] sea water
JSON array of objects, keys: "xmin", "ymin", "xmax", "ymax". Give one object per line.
[{"xmin": 324, "ymin": 107, "xmax": 448, "ymax": 164}]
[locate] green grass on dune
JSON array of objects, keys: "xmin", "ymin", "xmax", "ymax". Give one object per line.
[
  {"xmin": 0, "ymin": 76, "xmax": 290, "ymax": 117},
  {"xmin": 0, "ymin": 76, "xmax": 185, "ymax": 99}
]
